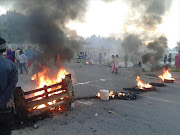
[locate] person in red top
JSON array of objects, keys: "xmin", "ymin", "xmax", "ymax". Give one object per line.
[{"xmin": 175, "ymin": 51, "xmax": 180, "ymax": 71}]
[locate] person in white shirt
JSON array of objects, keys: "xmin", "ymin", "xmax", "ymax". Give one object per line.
[
  {"xmin": 15, "ymin": 48, "xmax": 21, "ymax": 68},
  {"xmin": 19, "ymin": 51, "xmax": 28, "ymax": 74},
  {"xmin": 114, "ymin": 55, "xmax": 119, "ymax": 74}
]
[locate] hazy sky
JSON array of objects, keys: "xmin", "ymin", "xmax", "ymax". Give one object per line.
[
  {"xmin": 0, "ymin": 0, "xmax": 180, "ymax": 48},
  {"xmin": 67, "ymin": 0, "xmax": 180, "ymax": 48}
]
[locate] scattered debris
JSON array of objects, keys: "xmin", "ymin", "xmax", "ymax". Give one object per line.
[{"xmin": 97, "ymin": 90, "xmax": 136, "ymax": 100}]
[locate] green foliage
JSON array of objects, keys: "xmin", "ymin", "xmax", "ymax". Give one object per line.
[{"xmin": 170, "ymin": 65, "xmax": 180, "ymax": 72}]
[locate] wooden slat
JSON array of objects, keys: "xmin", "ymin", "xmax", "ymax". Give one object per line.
[
  {"xmin": 24, "ymin": 82, "xmax": 63, "ymax": 95},
  {"xmin": 25, "ymin": 93, "xmax": 46, "ymax": 102},
  {"xmin": 25, "ymin": 88, "xmax": 66, "ymax": 102},
  {"xmin": 27, "ymin": 99, "xmax": 68, "ymax": 117},
  {"xmin": 26, "ymin": 92, "xmax": 68, "ymax": 109}
]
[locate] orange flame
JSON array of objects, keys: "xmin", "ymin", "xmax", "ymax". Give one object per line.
[
  {"xmin": 159, "ymin": 68, "xmax": 175, "ymax": 81},
  {"xmin": 31, "ymin": 65, "xmax": 69, "ymax": 110},
  {"xmin": 32, "ymin": 66, "xmax": 68, "ymax": 89},
  {"xmin": 33, "ymin": 104, "xmax": 46, "ymax": 110},
  {"xmin": 109, "ymin": 91, "xmax": 115, "ymax": 98},
  {"xmin": 136, "ymin": 76, "xmax": 152, "ymax": 89},
  {"xmin": 31, "ymin": 74, "xmax": 37, "ymax": 81}
]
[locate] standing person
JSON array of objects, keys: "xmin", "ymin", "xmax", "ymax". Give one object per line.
[
  {"xmin": 114, "ymin": 55, "xmax": 119, "ymax": 74},
  {"xmin": 111, "ymin": 55, "xmax": 115, "ymax": 73},
  {"xmin": 84, "ymin": 52, "xmax": 88, "ymax": 61},
  {"xmin": 168, "ymin": 53, "xmax": 172, "ymax": 64},
  {"xmin": 19, "ymin": 51, "xmax": 28, "ymax": 74},
  {"xmin": 6, "ymin": 48, "xmax": 14, "ymax": 62},
  {"xmin": 175, "ymin": 51, "xmax": 180, "ymax": 71},
  {"xmin": 12, "ymin": 51, "xmax": 15, "ymax": 62},
  {"xmin": 24, "ymin": 46, "xmax": 34, "ymax": 68},
  {"xmin": 0, "ymin": 37, "xmax": 18, "ymax": 135},
  {"xmin": 15, "ymin": 47, "xmax": 21, "ymax": 68},
  {"xmin": 164, "ymin": 54, "xmax": 167, "ymax": 64},
  {"xmin": 78, "ymin": 52, "xmax": 84, "ymax": 67},
  {"xmin": 98, "ymin": 53, "xmax": 102, "ymax": 65},
  {"xmin": 124, "ymin": 53, "xmax": 128, "ymax": 68}
]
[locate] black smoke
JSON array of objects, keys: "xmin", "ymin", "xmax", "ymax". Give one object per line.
[
  {"xmin": 1, "ymin": 0, "xmax": 87, "ymax": 63},
  {"xmin": 121, "ymin": 0, "xmax": 171, "ymax": 70},
  {"xmin": 142, "ymin": 36, "xmax": 168, "ymax": 65},
  {"xmin": 121, "ymin": 34, "xmax": 142, "ymax": 54},
  {"xmin": 125, "ymin": 0, "xmax": 172, "ymax": 30}
]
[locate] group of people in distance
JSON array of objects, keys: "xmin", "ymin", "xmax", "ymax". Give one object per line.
[
  {"xmin": 79, "ymin": 51, "xmax": 180, "ymax": 73},
  {"xmin": 78, "ymin": 52, "xmax": 129, "ymax": 74},
  {"xmin": 164, "ymin": 53, "xmax": 172, "ymax": 64},
  {"xmin": 3, "ymin": 46, "xmax": 35, "ymax": 74},
  {"xmin": 164, "ymin": 51, "xmax": 180, "ymax": 71}
]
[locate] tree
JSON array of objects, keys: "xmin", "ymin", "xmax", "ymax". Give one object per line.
[{"xmin": 0, "ymin": 11, "xmax": 29, "ymax": 43}]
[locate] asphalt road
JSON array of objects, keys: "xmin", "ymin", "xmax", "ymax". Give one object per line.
[{"xmin": 13, "ymin": 62, "xmax": 180, "ymax": 135}]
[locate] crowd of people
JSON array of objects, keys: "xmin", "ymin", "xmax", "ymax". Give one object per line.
[
  {"xmin": 2, "ymin": 46, "xmax": 35, "ymax": 74},
  {"xmin": 78, "ymin": 52, "xmax": 129, "ymax": 74},
  {"xmin": 164, "ymin": 52, "xmax": 180, "ymax": 71},
  {"xmin": 164, "ymin": 53, "xmax": 172, "ymax": 64},
  {"xmin": 78, "ymin": 51, "xmax": 180, "ymax": 73}
]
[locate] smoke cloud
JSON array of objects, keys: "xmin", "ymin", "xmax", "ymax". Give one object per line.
[
  {"xmin": 1, "ymin": 0, "xmax": 87, "ymax": 64},
  {"xmin": 121, "ymin": 0, "xmax": 171, "ymax": 70},
  {"xmin": 142, "ymin": 36, "xmax": 168, "ymax": 65},
  {"xmin": 123, "ymin": 0, "xmax": 172, "ymax": 32},
  {"xmin": 121, "ymin": 34, "xmax": 142, "ymax": 54}
]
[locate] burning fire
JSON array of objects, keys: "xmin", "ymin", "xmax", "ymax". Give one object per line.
[
  {"xmin": 159, "ymin": 68, "xmax": 175, "ymax": 81},
  {"xmin": 31, "ymin": 66, "xmax": 68, "ymax": 89},
  {"xmin": 136, "ymin": 76, "xmax": 152, "ymax": 89},
  {"xmin": 118, "ymin": 92, "xmax": 125, "ymax": 96},
  {"xmin": 97, "ymin": 92, "xmax": 100, "ymax": 97},
  {"xmin": 31, "ymin": 66, "xmax": 69, "ymax": 110},
  {"xmin": 109, "ymin": 91, "xmax": 115, "ymax": 98},
  {"xmin": 31, "ymin": 74, "xmax": 37, "ymax": 81},
  {"xmin": 33, "ymin": 104, "xmax": 46, "ymax": 110}
]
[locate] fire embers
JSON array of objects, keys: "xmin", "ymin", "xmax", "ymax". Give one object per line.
[
  {"xmin": 159, "ymin": 68, "xmax": 175, "ymax": 83},
  {"xmin": 97, "ymin": 90, "xmax": 136, "ymax": 100}
]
